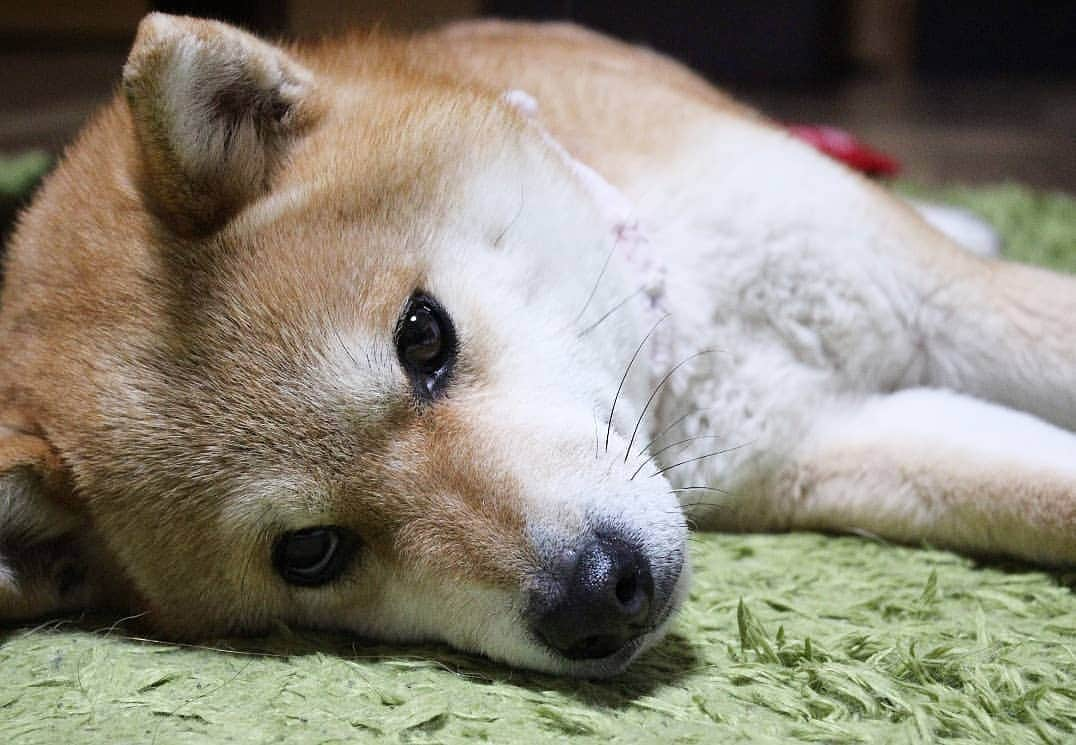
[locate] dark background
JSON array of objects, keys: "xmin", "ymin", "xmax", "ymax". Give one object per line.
[{"xmin": 2, "ymin": 1, "xmax": 1074, "ymax": 190}]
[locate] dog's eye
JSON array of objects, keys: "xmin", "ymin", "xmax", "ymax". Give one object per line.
[
  {"xmin": 395, "ymin": 293, "xmax": 457, "ymax": 399},
  {"xmin": 273, "ymin": 527, "xmax": 359, "ymax": 587}
]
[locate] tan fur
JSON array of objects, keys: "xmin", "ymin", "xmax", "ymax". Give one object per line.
[
  {"xmin": 787, "ymin": 442, "xmax": 1076, "ymax": 565},
  {"xmin": 0, "ymin": 14, "xmax": 1072, "ymax": 665},
  {"xmin": 0, "ymin": 16, "xmax": 611, "ymax": 638},
  {"xmin": 412, "ymin": 20, "xmax": 765, "ymax": 189}
]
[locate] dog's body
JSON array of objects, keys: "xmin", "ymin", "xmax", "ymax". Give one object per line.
[{"xmin": 0, "ymin": 16, "xmax": 1073, "ymax": 677}]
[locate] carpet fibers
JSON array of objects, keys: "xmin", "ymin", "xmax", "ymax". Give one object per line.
[{"xmin": 1, "ymin": 178, "xmax": 1074, "ymax": 744}]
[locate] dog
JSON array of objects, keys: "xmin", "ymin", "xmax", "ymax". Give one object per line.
[{"xmin": 1, "ymin": 15, "xmax": 1073, "ymax": 678}]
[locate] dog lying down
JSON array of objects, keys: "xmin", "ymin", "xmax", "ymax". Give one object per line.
[{"xmin": 1, "ymin": 15, "xmax": 1074, "ymax": 678}]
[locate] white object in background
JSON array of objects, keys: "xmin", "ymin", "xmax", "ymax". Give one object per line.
[{"xmin": 906, "ymin": 199, "xmax": 1003, "ymax": 258}]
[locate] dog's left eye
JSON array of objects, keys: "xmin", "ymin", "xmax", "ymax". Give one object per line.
[
  {"xmin": 273, "ymin": 526, "xmax": 359, "ymax": 587},
  {"xmin": 395, "ymin": 293, "xmax": 457, "ymax": 399}
]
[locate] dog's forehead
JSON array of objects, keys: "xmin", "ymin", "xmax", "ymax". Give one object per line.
[
  {"xmin": 283, "ymin": 86, "xmax": 532, "ymax": 209},
  {"xmin": 254, "ymin": 84, "xmax": 614, "ymax": 257},
  {"xmin": 202, "ymin": 93, "xmax": 623, "ymax": 358}
]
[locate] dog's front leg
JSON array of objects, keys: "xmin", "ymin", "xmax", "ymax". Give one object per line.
[{"xmin": 772, "ymin": 388, "xmax": 1076, "ymax": 565}]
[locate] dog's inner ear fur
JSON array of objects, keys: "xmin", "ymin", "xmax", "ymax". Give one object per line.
[
  {"xmin": 0, "ymin": 427, "xmax": 103, "ymax": 621},
  {"xmin": 122, "ymin": 13, "xmax": 320, "ymax": 235}
]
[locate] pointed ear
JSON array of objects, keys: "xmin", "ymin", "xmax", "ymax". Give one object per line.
[
  {"xmin": 122, "ymin": 13, "xmax": 321, "ymax": 235},
  {"xmin": 0, "ymin": 425, "xmax": 98, "ymax": 620}
]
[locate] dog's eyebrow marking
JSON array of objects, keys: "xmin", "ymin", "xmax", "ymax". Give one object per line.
[
  {"xmin": 239, "ymin": 183, "xmax": 315, "ymax": 229},
  {"xmin": 218, "ymin": 476, "xmax": 307, "ymax": 533}
]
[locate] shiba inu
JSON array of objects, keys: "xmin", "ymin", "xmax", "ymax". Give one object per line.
[{"xmin": 1, "ymin": 15, "xmax": 1073, "ymax": 678}]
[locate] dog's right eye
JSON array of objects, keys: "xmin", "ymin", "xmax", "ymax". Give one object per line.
[
  {"xmin": 273, "ymin": 526, "xmax": 360, "ymax": 587},
  {"xmin": 394, "ymin": 293, "xmax": 457, "ymax": 400}
]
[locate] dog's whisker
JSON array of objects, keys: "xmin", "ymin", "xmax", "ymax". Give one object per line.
[
  {"xmin": 671, "ymin": 498, "xmax": 718, "ymax": 509},
  {"xmin": 634, "ymin": 406, "xmax": 719, "ymax": 458},
  {"xmin": 674, "ymin": 495, "xmax": 737, "ymax": 513},
  {"xmin": 623, "ymin": 349, "xmax": 715, "ymax": 463},
  {"xmin": 650, "ymin": 442, "xmax": 751, "ymax": 477},
  {"xmin": 577, "ymin": 287, "xmax": 645, "ymax": 337},
  {"xmin": 669, "ymin": 486, "xmax": 735, "ymax": 496},
  {"xmin": 572, "ymin": 242, "xmax": 619, "ymax": 326},
  {"xmin": 592, "ymin": 409, "xmax": 601, "ymax": 461},
  {"xmin": 96, "ymin": 611, "xmax": 150, "ymax": 637},
  {"xmin": 605, "ymin": 314, "xmax": 669, "ymax": 452},
  {"xmin": 657, "ymin": 503, "xmax": 702, "ymax": 527},
  {"xmin": 493, "ymin": 184, "xmax": 525, "ymax": 248},
  {"xmin": 630, "ymin": 435, "xmax": 724, "ymax": 480}
]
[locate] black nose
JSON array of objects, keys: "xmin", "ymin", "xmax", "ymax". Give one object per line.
[{"xmin": 533, "ymin": 536, "xmax": 655, "ymax": 660}]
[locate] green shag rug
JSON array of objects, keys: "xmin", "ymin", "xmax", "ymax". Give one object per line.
[
  {"xmin": 0, "ymin": 151, "xmax": 51, "ymax": 265},
  {"xmin": 1, "ymin": 159, "xmax": 1074, "ymax": 743},
  {"xmin": 0, "ymin": 151, "xmax": 50, "ymax": 217}
]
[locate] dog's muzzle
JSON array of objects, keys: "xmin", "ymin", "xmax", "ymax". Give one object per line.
[{"xmin": 529, "ymin": 533, "xmax": 673, "ymax": 661}]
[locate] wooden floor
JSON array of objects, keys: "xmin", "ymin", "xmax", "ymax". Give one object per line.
[{"xmin": 2, "ymin": 47, "xmax": 1074, "ymax": 192}]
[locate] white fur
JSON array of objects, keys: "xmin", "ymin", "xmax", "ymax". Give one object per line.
[
  {"xmin": 239, "ymin": 127, "xmax": 692, "ymax": 675},
  {"xmin": 783, "ymin": 389, "xmax": 1076, "ymax": 562},
  {"xmin": 7, "ymin": 18, "xmax": 1072, "ymax": 679},
  {"xmin": 293, "ymin": 92, "xmax": 1075, "ymax": 668},
  {"xmin": 592, "ymin": 114, "xmax": 1076, "ymax": 563}
]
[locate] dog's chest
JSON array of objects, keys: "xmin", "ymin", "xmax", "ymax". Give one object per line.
[{"xmin": 613, "ymin": 121, "xmax": 926, "ymax": 488}]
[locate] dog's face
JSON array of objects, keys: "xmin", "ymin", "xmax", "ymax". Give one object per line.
[{"xmin": 0, "ymin": 15, "xmax": 687, "ymax": 676}]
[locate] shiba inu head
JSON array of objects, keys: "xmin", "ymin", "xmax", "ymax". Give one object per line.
[{"xmin": 0, "ymin": 14, "xmax": 687, "ymax": 676}]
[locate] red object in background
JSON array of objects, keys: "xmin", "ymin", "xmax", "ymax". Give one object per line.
[{"xmin": 788, "ymin": 125, "xmax": 901, "ymax": 177}]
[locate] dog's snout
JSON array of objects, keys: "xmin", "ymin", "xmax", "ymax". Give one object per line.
[{"xmin": 533, "ymin": 536, "xmax": 655, "ymax": 660}]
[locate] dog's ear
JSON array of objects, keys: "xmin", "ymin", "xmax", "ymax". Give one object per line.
[
  {"xmin": 0, "ymin": 425, "xmax": 105, "ymax": 621},
  {"xmin": 122, "ymin": 13, "xmax": 321, "ymax": 235}
]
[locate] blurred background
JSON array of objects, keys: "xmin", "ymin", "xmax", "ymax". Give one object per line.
[{"xmin": 1, "ymin": 0, "xmax": 1074, "ymax": 191}]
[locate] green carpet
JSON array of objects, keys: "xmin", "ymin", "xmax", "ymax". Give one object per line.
[
  {"xmin": 0, "ymin": 151, "xmax": 51, "ymax": 263},
  {"xmin": 1, "ymin": 164, "xmax": 1074, "ymax": 743}
]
